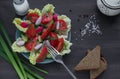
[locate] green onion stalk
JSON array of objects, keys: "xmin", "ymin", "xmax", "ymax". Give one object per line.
[
  {"xmin": 0, "ymin": 21, "xmax": 48, "ymax": 79},
  {"xmin": 0, "ymin": 34, "xmax": 25, "ymax": 79}
]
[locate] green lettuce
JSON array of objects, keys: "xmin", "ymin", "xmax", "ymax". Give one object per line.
[
  {"xmin": 28, "ymin": 8, "xmax": 41, "ymax": 16},
  {"xmin": 11, "ymin": 38, "xmax": 28, "ymax": 53},
  {"xmin": 61, "ymin": 39, "xmax": 72, "ymax": 55},
  {"xmin": 59, "ymin": 15, "xmax": 71, "ymax": 32},
  {"xmin": 13, "ymin": 18, "xmax": 28, "ymax": 32},
  {"xmin": 42, "ymin": 4, "xmax": 55, "ymax": 14},
  {"xmin": 21, "ymin": 34, "xmax": 28, "ymax": 42},
  {"xmin": 29, "ymin": 52, "xmax": 39, "ymax": 65}
]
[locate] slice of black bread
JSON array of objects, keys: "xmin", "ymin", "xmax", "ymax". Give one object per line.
[
  {"xmin": 74, "ymin": 45, "xmax": 101, "ymax": 71},
  {"xmin": 90, "ymin": 57, "xmax": 107, "ymax": 79}
]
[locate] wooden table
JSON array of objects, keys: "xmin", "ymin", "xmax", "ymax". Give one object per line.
[{"xmin": 0, "ymin": 0, "xmax": 120, "ymax": 79}]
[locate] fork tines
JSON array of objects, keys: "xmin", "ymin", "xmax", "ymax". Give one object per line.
[{"xmin": 45, "ymin": 40, "xmax": 61, "ymax": 59}]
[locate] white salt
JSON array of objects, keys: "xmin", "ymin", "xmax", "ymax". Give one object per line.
[
  {"xmin": 80, "ymin": 15, "xmax": 102, "ymax": 37},
  {"xmin": 13, "ymin": 0, "xmax": 29, "ymax": 15}
]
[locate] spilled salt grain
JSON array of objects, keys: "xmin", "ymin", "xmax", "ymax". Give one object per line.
[{"xmin": 80, "ymin": 15, "xmax": 102, "ymax": 37}]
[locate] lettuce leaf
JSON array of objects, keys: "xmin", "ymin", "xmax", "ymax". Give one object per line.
[
  {"xmin": 21, "ymin": 34, "xmax": 28, "ymax": 42},
  {"xmin": 61, "ymin": 39, "xmax": 72, "ymax": 55},
  {"xmin": 59, "ymin": 15, "xmax": 71, "ymax": 32},
  {"xmin": 28, "ymin": 8, "xmax": 41, "ymax": 16},
  {"xmin": 11, "ymin": 38, "xmax": 28, "ymax": 52},
  {"xmin": 42, "ymin": 4, "xmax": 55, "ymax": 14},
  {"xmin": 13, "ymin": 18, "xmax": 28, "ymax": 32},
  {"xmin": 29, "ymin": 52, "xmax": 39, "ymax": 65}
]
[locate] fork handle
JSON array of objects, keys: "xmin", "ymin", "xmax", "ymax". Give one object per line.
[{"xmin": 60, "ymin": 62, "xmax": 77, "ymax": 79}]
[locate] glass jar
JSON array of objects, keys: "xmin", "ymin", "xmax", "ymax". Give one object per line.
[
  {"xmin": 97, "ymin": 0, "xmax": 120, "ymax": 16},
  {"xmin": 13, "ymin": 0, "xmax": 29, "ymax": 16}
]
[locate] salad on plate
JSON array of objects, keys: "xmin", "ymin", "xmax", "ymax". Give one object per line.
[{"xmin": 11, "ymin": 4, "xmax": 72, "ymax": 65}]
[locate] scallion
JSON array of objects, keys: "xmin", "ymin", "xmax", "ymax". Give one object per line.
[
  {"xmin": 0, "ymin": 21, "xmax": 48, "ymax": 79},
  {"xmin": 0, "ymin": 35, "xmax": 24, "ymax": 79}
]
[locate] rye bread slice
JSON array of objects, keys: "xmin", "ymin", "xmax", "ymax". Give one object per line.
[
  {"xmin": 74, "ymin": 45, "xmax": 101, "ymax": 71},
  {"xmin": 90, "ymin": 57, "xmax": 107, "ymax": 79}
]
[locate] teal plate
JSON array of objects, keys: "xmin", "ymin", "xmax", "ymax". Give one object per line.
[{"xmin": 16, "ymin": 30, "xmax": 71, "ymax": 64}]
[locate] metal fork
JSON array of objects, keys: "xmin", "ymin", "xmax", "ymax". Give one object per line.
[{"xmin": 45, "ymin": 41, "xmax": 77, "ymax": 79}]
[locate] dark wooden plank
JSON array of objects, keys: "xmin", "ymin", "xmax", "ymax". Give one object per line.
[{"xmin": 0, "ymin": 0, "xmax": 120, "ymax": 79}]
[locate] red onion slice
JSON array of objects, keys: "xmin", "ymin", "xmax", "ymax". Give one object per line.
[
  {"xmin": 36, "ymin": 26, "xmax": 44, "ymax": 33},
  {"xmin": 34, "ymin": 43, "xmax": 43, "ymax": 50},
  {"xmin": 56, "ymin": 21, "xmax": 60, "ymax": 30},
  {"xmin": 21, "ymin": 21, "xmax": 29, "ymax": 28},
  {"xmin": 53, "ymin": 14, "xmax": 58, "ymax": 21},
  {"xmin": 16, "ymin": 40, "xmax": 25, "ymax": 46},
  {"xmin": 35, "ymin": 16, "xmax": 42, "ymax": 25}
]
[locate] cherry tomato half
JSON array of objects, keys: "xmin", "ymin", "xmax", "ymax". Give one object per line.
[
  {"xmin": 41, "ymin": 13, "xmax": 53, "ymax": 24},
  {"xmin": 58, "ymin": 20, "xmax": 67, "ymax": 30}
]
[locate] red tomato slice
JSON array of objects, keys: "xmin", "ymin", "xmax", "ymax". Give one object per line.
[
  {"xmin": 36, "ymin": 45, "xmax": 48, "ymax": 62},
  {"xmin": 25, "ymin": 37, "xmax": 37, "ymax": 51},
  {"xmin": 41, "ymin": 13, "xmax": 53, "ymax": 24},
  {"xmin": 26, "ymin": 13, "xmax": 39, "ymax": 23},
  {"xmin": 26, "ymin": 24, "xmax": 36, "ymax": 39},
  {"xmin": 41, "ymin": 29, "xmax": 49, "ymax": 40},
  {"xmin": 56, "ymin": 38, "xmax": 64, "ymax": 52},
  {"xmin": 41, "ymin": 24, "xmax": 56, "ymax": 40},
  {"xmin": 47, "ymin": 23, "xmax": 56, "ymax": 31},
  {"xmin": 58, "ymin": 20, "xmax": 67, "ymax": 30},
  {"xmin": 49, "ymin": 32, "xmax": 59, "ymax": 47}
]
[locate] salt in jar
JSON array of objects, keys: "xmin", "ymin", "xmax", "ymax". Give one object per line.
[{"xmin": 13, "ymin": 0, "xmax": 29, "ymax": 16}]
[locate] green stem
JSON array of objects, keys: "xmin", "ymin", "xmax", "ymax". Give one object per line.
[
  {"xmin": 0, "ymin": 20, "xmax": 47, "ymax": 79},
  {"xmin": 0, "ymin": 52, "xmax": 9, "ymax": 61},
  {"xmin": 0, "ymin": 45, "xmax": 4, "ymax": 51},
  {"xmin": 22, "ymin": 60, "xmax": 48, "ymax": 74},
  {"xmin": 24, "ymin": 65, "xmax": 44, "ymax": 79},
  {"xmin": 0, "ymin": 21, "xmax": 12, "ymax": 45},
  {"xmin": 0, "ymin": 21, "xmax": 27, "ymax": 79},
  {"xmin": 0, "ymin": 35, "xmax": 24, "ymax": 79},
  {"xmin": 0, "ymin": 52, "xmax": 33, "ymax": 79},
  {"xmin": 26, "ymin": 72, "xmax": 35, "ymax": 79},
  {"xmin": 0, "ymin": 50, "xmax": 44, "ymax": 79}
]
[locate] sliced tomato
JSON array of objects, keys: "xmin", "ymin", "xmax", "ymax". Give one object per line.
[
  {"xmin": 26, "ymin": 24, "xmax": 36, "ymax": 39},
  {"xmin": 41, "ymin": 24, "xmax": 56, "ymax": 40},
  {"xmin": 49, "ymin": 32, "xmax": 59, "ymax": 47},
  {"xmin": 56, "ymin": 38, "xmax": 64, "ymax": 52},
  {"xmin": 41, "ymin": 13, "xmax": 53, "ymax": 24},
  {"xmin": 49, "ymin": 32, "xmax": 58, "ymax": 39},
  {"xmin": 58, "ymin": 20, "xmax": 67, "ymax": 30},
  {"xmin": 25, "ymin": 37, "xmax": 37, "ymax": 51},
  {"xmin": 26, "ymin": 13, "xmax": 39, "ymax": 23},
  {"xmin": 33, "ymin": 36, "xmax": 38, "ymax": 41},
  {"xmin": 36, "ymin": 45, "xmax": 48, "ymax": 62},
  {"xmin": 47, "ymin": 23, "xmax": 56, "ymax": 31},
  {"xmin": 41, "ymin": 29, "xmax": 49, "ymax": 40},
  {"xmin": 25, "ymin": 42, "xmax": 33, "ymax": 51}
]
